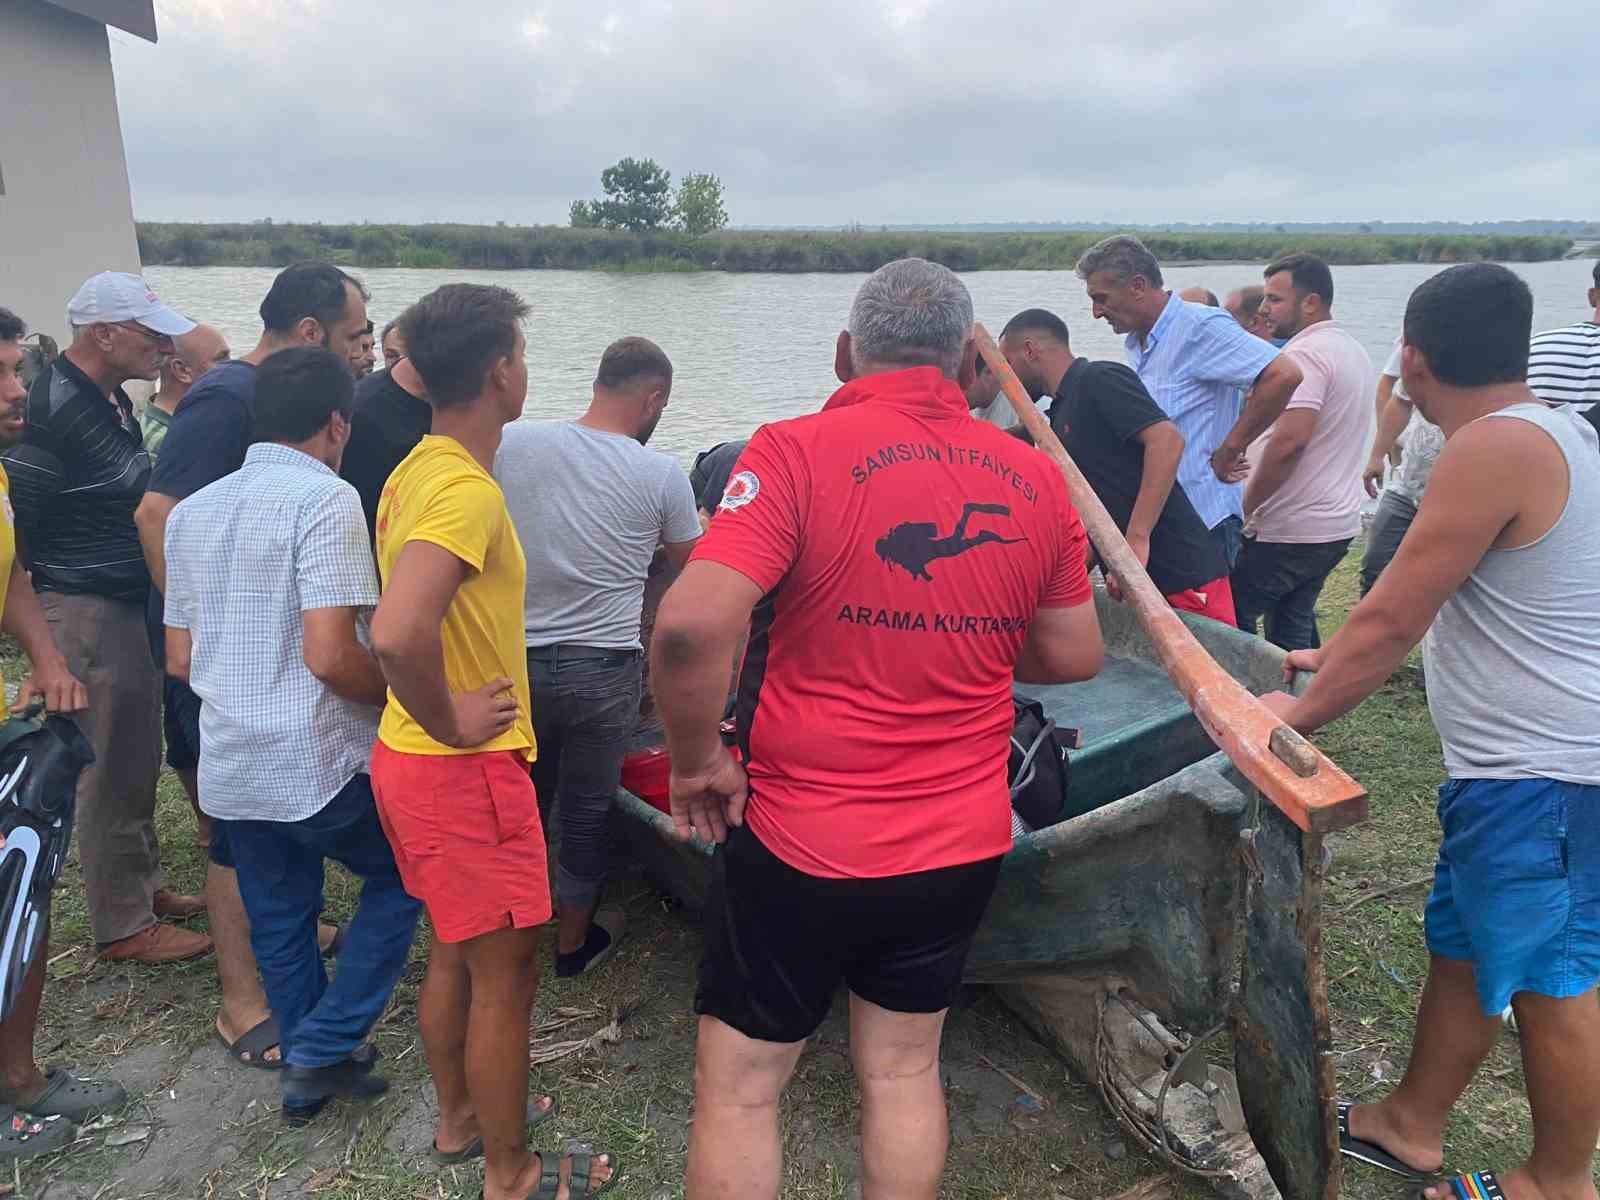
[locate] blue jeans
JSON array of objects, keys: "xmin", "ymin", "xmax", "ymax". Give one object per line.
[
  {"xmin": 219, "ymin": 774, "xmax": 421, "ymax": 1069},
  {"xmin": 527, "ymin": 646, "xmax": 642, "ymax": 909},
  {"xmin": 1230, "ymin": 536, "xmax": 1352, "ymax": 652},
  {"xmin": 1358, "ymin": 490, "xmax": 1418, "ymax": 597}
]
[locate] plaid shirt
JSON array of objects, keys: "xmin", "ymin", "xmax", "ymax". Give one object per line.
[
  {"xmin": 1125, "ymin": 293, "xmax": 1281, "ymax": 529},
  {"xmin": 164, "ymin": 443, "xmax": 381, "ymax": 822}
]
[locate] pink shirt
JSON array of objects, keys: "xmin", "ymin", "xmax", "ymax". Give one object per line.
[{"xmin": 1248, "ymin": 320, "xmax": 1374, "ymax": 544}]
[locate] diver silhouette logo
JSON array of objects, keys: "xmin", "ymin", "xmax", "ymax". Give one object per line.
[{"xmin": 875, "ymin": 502, "xmax": 1026, "ymax": 581}]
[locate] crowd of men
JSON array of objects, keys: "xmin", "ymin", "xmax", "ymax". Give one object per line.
[{"xmin": 0, "ymin": 239, "xmax": 1594, "ymax": 1200}]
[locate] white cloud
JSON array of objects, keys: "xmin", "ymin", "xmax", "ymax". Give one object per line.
[{"xmin": 110, "ymin": 0, "xmax": 1600, "ymax": 225}]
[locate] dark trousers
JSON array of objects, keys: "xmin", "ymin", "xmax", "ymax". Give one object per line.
[
  {"xmin": 1211, "ymin": 515, "xmax": 1245, "ymax": 572},
  {"xmin": 220, "ymin": 773, "xmax": 420, "ymax": 1069},
  {"xmin": 1359, "ymin": 490, "xmax": 1419, "ymax": 598},
  {"xmin": 1231, "ymin": 536, "xmax": 1353, "ymax": 652},
  {"xmin": 528, "ymin": 646, "xmax": 643, "ymax": 910}
]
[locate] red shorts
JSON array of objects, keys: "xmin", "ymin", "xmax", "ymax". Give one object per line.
[
  {"xmin": 1166, "ymin": 576, "xmax": 1237, "ymax": 626},
  {"xmin": 370, "ymin": 742, "xmax": 552, "ymax": 943}
]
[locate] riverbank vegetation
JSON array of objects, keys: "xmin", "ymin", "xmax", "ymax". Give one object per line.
[{"xmin": 135, "ymin": 221, "xmax": 1574, "ymax": 273}]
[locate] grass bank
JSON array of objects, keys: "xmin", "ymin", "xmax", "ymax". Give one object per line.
[
  {"xmin": 0, "ymin": 547, "xmax": 1565, "ymax": 1198},
  {"xmin": 135, "ymin": 222, "xmax": 1575, "ymax": 274}
]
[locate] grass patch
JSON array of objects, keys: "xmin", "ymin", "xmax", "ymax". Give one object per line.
[{"xmin": 0, "ymin": 547, "xmax": 1562, "ymax": 1196}]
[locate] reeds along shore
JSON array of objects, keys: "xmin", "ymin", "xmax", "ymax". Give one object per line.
[{"xmin": 136, "ymin": 222, "xmax": 1576, "ymax": 274}]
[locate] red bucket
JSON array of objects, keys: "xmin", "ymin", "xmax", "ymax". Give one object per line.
[
  {"xmin": 620, "ymin": 747, "xmax": 673, "ymax": 815},
  {"xmin": 620, "ymin": 735, "xmax": 742, "ymax": 817}
]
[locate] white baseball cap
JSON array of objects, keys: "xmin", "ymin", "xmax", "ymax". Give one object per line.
[{"xmin": 65, "ymin": 272, "xmax": 195, "ymax": 337}]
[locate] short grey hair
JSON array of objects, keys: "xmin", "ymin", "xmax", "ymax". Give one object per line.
[
  {"xmin": 848, "ymin": 258, "xmax": 974, "ymax": 377},
  {"xmin": 1075, "ymin": 235, "xmax": 1165, "ymax": 289}
]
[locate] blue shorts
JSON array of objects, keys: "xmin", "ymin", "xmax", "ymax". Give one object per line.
[{"xmin": 1425, "ymin": 777, "xmax": 1600, "ymax": 1015}]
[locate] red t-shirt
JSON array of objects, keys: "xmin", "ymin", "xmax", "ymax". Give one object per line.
[{"xmin": 691, "ymin": 366, "xmax": 1092, "ymax": 879}]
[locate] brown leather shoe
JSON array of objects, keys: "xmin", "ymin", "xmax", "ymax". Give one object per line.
[
  {"xmin": 153, "ymin": 888, "xmax": 207, "ymax": 919},
  {"xmin": 98, "ymin": 924, "xmax": 213, "ymax": 964}
]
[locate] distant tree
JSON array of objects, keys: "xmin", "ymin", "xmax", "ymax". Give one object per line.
[
  {"xmin": 674, "ymin": 172, "xmax": 728, "ymax": 235},
  {"xmin": 569, "ymin": 158, "xmax": 675, "ymax": 232}
]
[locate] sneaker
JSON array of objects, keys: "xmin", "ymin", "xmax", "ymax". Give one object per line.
[
  {"xmin": 153, "ymin": 888, "xmax": 207, "ymax": 919},
  {"xmin": 281, "ymin": 1050, "xmax": 388, "ymax": 1127},
  {"xmin": 98, "ymin": 924, "xmax": 213, "ymax": 964}
]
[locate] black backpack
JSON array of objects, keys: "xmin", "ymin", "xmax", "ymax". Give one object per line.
[
  {"xmin": 0, "ymin": 702, "xmax": 94, "ymax": 1020},
  {"xmin": 1009, "ymin": 695, "xmax": 1074, "ymax": 831}
]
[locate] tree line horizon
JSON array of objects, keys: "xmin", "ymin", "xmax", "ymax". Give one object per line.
[{"xmin": 136, "ymin": 159, "xmax": 1577, "ymax": 273}]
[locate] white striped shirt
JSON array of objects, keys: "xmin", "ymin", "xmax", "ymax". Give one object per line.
[
  {"xmin": 1527, "ymin": 321, "xmax": 1600, "ymax": 408},
  {"xmin": 1124, "ymin": 294, "xmax": 1281, "ymax": 529}
]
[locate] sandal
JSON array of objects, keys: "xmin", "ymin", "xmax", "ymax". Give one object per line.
[
  {"xmin": 483, "ymin": 1149, "xmax": 619, "ymax": 1199},
  {"xmin": 431, "ymin": 1095, "xmax": 559, "ymax": 1165},
  {"xmin": 14, "ymin": 1069, "xmax": 126, "ymax": 1124},
  {"xmin": 215, "ymin": 1017, "xmax": 283, "ymax": 1070},
  {"xmin": 1337, "ymin": 1101, "xmax": 1443, "ymax": 1182},
  {"xmin": 1436, "ymin": 1172, "xmax": 1505, "ymax": 1200},
  {"xmin": 0, "ymin": 1107, "xmax": 75, "ymax": 1161}
]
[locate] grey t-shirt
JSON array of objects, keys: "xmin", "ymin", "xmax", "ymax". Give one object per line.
[{"xmin": 495, "ymin": 420, "xmax": 701, "ymax": 650}]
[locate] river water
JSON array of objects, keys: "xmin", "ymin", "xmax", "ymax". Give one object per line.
[{"xmin": 145, "ymin": 259, "xmax": 1597, "ymax": 466}]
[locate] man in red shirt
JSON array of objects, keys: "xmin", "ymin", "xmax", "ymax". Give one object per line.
[{"xmin": 650, "ymin": 258, "xmax": 1104, "ymax": 1200}]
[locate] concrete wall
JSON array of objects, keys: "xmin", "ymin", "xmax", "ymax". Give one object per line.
[{"xmin": 0, "ymin": 0, "xmax": 142, "ymax": 343}]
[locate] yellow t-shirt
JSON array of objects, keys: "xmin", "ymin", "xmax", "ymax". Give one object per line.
[
  {"xmin": 0, "ymin": 465, "xmax": 15, "ymax": 616},
  {"xmin": 375, "ymin": 436, "xmax": 536, "ymax": 759}
]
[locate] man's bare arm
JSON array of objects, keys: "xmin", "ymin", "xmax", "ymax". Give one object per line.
[
  {"xmin": 1364, "ymin": 388, "xmax": 1416, "ymax": 498},
  {"xmin": 1214, "ymin": 356, "xmax": 1304, "ymax": 477},
  {"xmin": 371, "ymin": 541, "xmax": 515, "ymax": 748},
  {"xmin": 165, "ymin": 626, "xmax": 193, "ymax": 685},
  {"xmin": 135, "ymin": 492, "xmax": 179, "ymax": 595},
  {"xmin": 3, "ymin": 562, "xmax": 87, "ymax": 712},
  {"xmin": 652, "ymin": 561, "xmax": 760, "ymax": 771},
  {"xmin": 651, "ymin": 560, "xmax": 761, "ymax": 843},
  {"xmin": 1242, "ymin": 407, "xmax": 1318, "ymax": 519},
  {"xmin": 1015, "ymin": 601, "xmax": 1103, "ymax": 684},
  {"xmin": 303, "ymin": 607, "xmax": 388, "ymax": 707},
  {"xmin": 1273, "ymin": 420, "xmax": 1543, "ymax": 731},
  {"xmin": 662, "ymin": 538, "xmax": 698, "ymax": 573},
  {"xmin": 1126, "ymin": 421, "xmax": 1183, "ymax": 561}
]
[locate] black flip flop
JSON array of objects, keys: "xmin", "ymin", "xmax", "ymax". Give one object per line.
[
  {"xmin": 215, "ymin": 1017, "xmax": 283, "ymax": 1071},
  {"xmin": 431, "ymin": 1095, "xmax": 560, "ymax": 1165},
  {"xmin": 1337, "ymin": 1101, "xmax": 1443, "ymax": 1182}
]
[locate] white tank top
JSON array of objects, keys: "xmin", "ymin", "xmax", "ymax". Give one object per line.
[{"xmin": 1424, "ymin": 403, "xmax": 1600, "ymax": 781}]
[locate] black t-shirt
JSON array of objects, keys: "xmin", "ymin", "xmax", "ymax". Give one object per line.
[
  {"xmin": 148, "ymin": 360, "xmax": 258, "ymax": 502},
  {"xmin": 2, "ymin": 356, "xmax": 150, "ymax": 601},
  {"xmin": 1049, "ymin": 358, "xmax": 1225, "ymax": 594},
  {"xmin": 145, "ymin": 359, "xmax": 259, "ymax": 663},
  {"xmin": 689, "ymin": 439, "xmax": 749, "ymax": 512},
  {"xmin": 342, "ymin": 368, "xmax": 432, "ymax": 539}
]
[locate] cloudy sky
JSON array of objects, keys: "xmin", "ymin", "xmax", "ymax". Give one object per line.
[{"xmin": 109, "ymin": 0, "xmax": 1597, "ymax": 227}]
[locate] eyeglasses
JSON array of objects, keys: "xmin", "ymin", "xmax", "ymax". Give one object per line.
[{"xmin": 111, "ymin": 322, "xmax": 167, "ymax": 345}]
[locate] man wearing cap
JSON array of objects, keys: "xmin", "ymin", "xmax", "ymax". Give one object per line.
[{"xmin": 0, "ymin": 273, "xmax": 210, "ymax": 965}]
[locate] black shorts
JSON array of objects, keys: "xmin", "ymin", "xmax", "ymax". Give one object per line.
[
  {"xmin": 162, "ymin": 674, "xmax": 201, "ymax": 772},
  {"xmin": 695, "ymin": 824, "xmax": 1004, "ymax": 1044}
]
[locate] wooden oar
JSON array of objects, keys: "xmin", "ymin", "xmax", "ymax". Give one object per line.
[{"xmin": 974, "ymin": 323, "xmax": 1367, "ymax": 833}]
